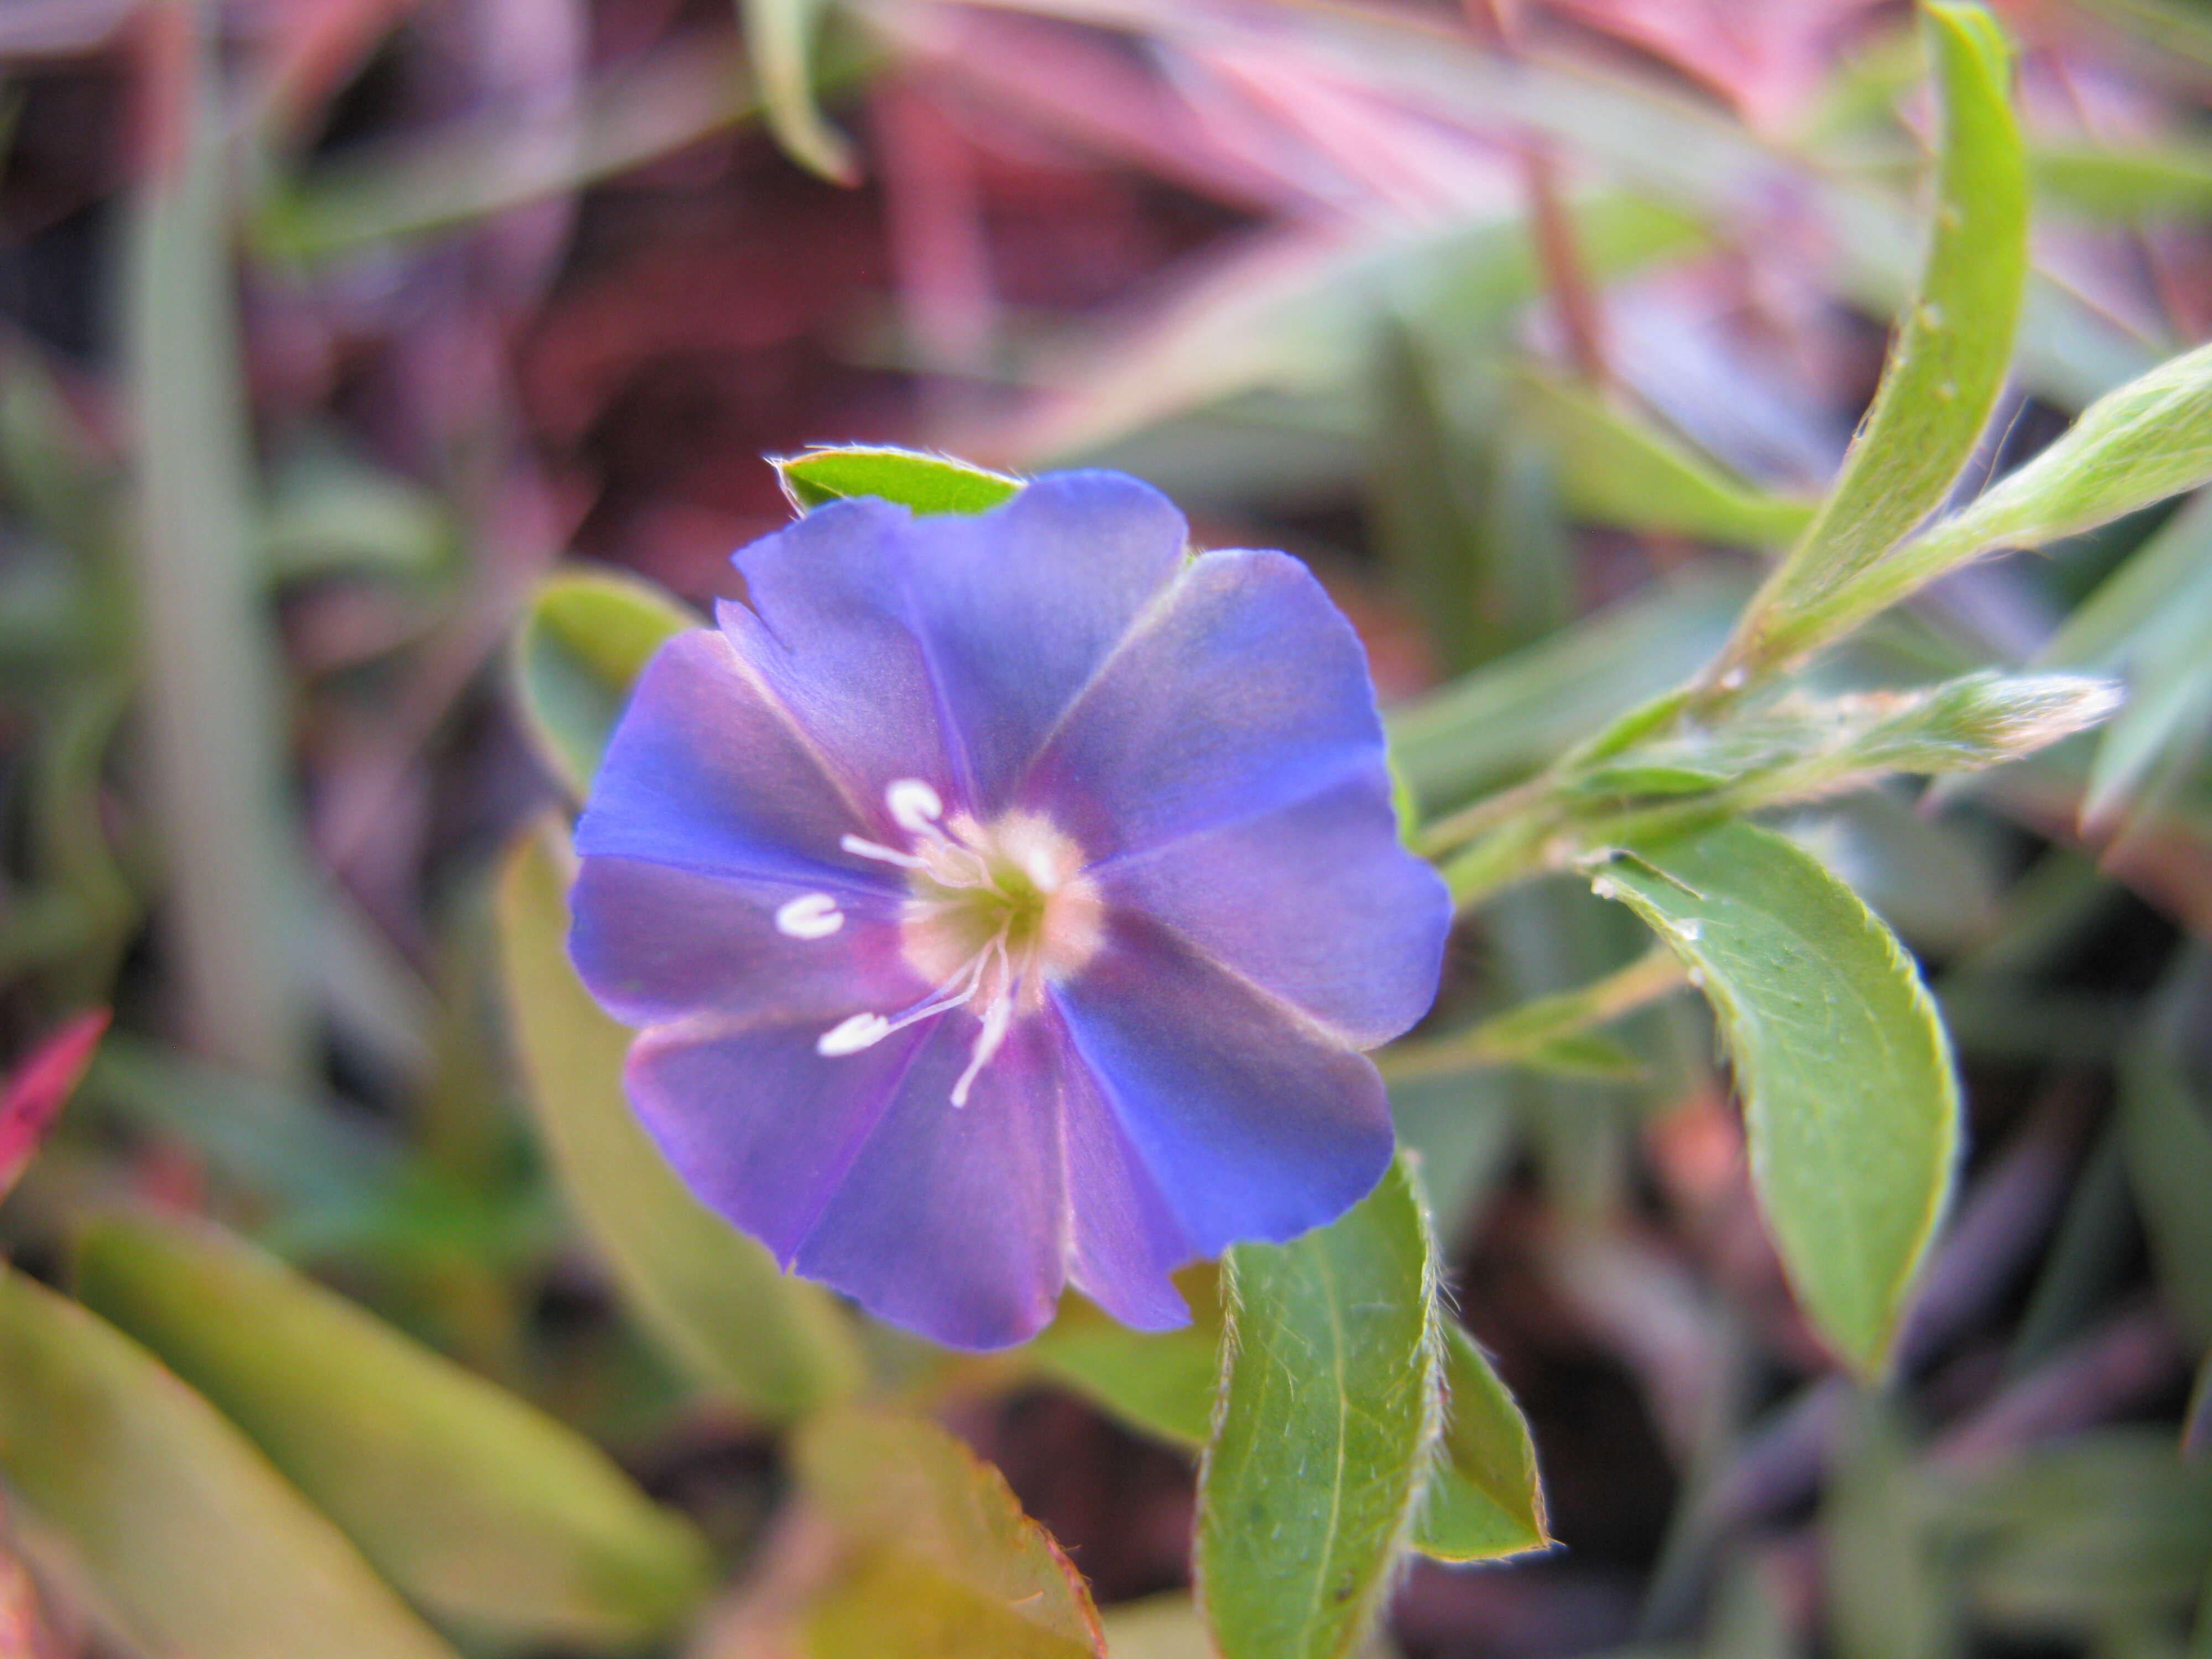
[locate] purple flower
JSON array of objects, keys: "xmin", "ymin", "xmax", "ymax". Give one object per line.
[{"xmin": 569, "ymin": 472, "xmax": 1449, "ymax": 1350}]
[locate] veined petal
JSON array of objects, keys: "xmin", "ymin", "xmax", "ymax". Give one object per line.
[
  {"xmin": 790, "ymin": 1013, "xmax": 1066, "ymax": 1349},
  {"xmin": 571, "ymin": 857, "xmax": 916, "ymax": 1029},
  {"xmin": 895, "ymin": 472, "xmax": 1188, "ymax": 813},
  {"xmin": 1019, "ymin": 550, "xmax": 1385, "ymax": 861},
  {"xmin": 1054, "ymin": 912, "xmax": 1396, "ymax": 1258},
  {"xmin": 1045, "ymin": 1006, "xmax": 1196, "ymax": 1333},
  {"xmin": 719, "ymin": 497, "xmax": 962, "ymax": 824},
  {"xmin": 626, "ymin": 1014, "xmax": 935, "ymax": 1272},
  {"xmin": 1095, "ymin": 768, "xmax": 1449, "ymax": 1049},
  {"xmin": 575, "ymin": 628, "xmax": 901, "ymax": 886}
]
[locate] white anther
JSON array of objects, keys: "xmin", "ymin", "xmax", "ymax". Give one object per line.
[
  {"xmin": 886, "ymin": 778, "xmax": 943, "ymax": 835},
  {"xmin": 841, "ymin": 833, "xmax": 924, "ymax": 869},
  {"xmin": 775, "ymin": 892, "xmax": 844, "ymax": 940},
  {"xmin": 950, "ymin": 996, "xmax": 1013, "ymax": 1108},
  {"xmin": 818, "ymin": 1013, "xmax": 891, "ymax": 1056}
]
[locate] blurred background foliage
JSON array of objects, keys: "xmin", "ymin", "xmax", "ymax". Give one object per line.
[{"xmin": 4, "ymin": 0, "xmax": 2212, "ymax": 1655}]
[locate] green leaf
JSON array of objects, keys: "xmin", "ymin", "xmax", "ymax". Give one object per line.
[
  {"xmin": 73, "ymin": 1213, "xmax": 711, "ymax": 1648},
  {"xmin": 1413, "ymin": 1321, "xmax": 1549, "ymax": 1562},
  {"xmin": 0, "ymin": 1267, "xmax": 461, "ymax": 1659},
  {"xmin": 1593, "ymin": 820, "xmax": 1960, "ymax": 1374},
  {"xmin": 262, "ymin": 448, "xmax": 453, "ymax": 585},
  {"xmin": 512, "ymin": 570, "xmax": 696, "ymax": 801},
  {"xmin": 1027, "ymin": 1268, "xmax": 1221, "ymax": 1448},
  {"xmin": 1729, "ymin": 2, "xmax": 2028, "ymax": 675},
  {"xmin": 495, "ymin": 819, "xmax": 863, "ymax": 1418},
  {"xmin": 795, "ymin": 1408, "xmax": 1107, "ymax": 1658},
  {"xmin": 1838, "ymin": 339, "xmax": 2212, "ymax": 642},
  {"xmin": 1517, "ymin": 370, "xmax": 1816, "ymax": 547},
  {"xmin": 1196, "ymin": 1156, "xmax": 1440, "ymax": 1659},
  {"xmin": 739, "ymin": 0, "xmax": 857, "ymax": 185},
  {"xmin": 774, "ymin": 445, "xmax": 1022, "ymax": 515},
  {"xmin": 2119, "ymin": 1040, "xmax": 2212, "ymax": 1350}
]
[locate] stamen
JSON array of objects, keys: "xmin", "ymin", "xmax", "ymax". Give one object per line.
[
  {"xmin": 841, "ymin": 833, "xmax": 924, "ymax": 869},
  {"xmin": 818, "ymin": 1013, "xmax": 890, "ymax": 1056},
  {"xmin": 774, "ymin": 892, "xmax": 844, "ymax": 940},
  {"xmin": 886, "ymin": 778, "xmax": 943, "ymax": 835},
  {"xmin": 950, "ymin": 995, "xmax": 1012, "ymax": 1108}
]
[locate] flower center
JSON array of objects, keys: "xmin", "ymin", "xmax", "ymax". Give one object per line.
[{"xmin": 776, "ymin": 779, "xmax": 1103, "ymax": 1105}]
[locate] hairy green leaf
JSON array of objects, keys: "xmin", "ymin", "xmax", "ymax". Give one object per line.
[
  {"xmin": 513, "ymin": 570, "xmax": 696, "ymax": 801},
  {"xmin": 774, "ymin": 445, "xmax": 1021, "ymax": 515},
  {"xmin": 1838, "ymin": 338, "xmax": 2212, "ymax": 643},
  {"xmin": 0, "ymin": 1268, "xmax": 460, "ymax": 1659},
  {"xmin": 796, "ymin": 1408, "xmax": 1107, "ymax": 1658},
  {"xmin": 1728, "ymin": 2, "xmax": 2028, "ymax": 675},
  {"xmin": 1413, "ymin": 1322, "xmax": 1549, "ymax": 1562},
  {"xmin": 1594, "ymin": 821, "xmax": 1960, "ymax": 1374},
  {"xmin": 495, "ymin": 820, "xmax": 863, "ymax": 1418},
  {"xmin": 75, "ymin": 1213, "xmax": 712, "ymax": 1648},
  {"xmin": 1197, "ymin": 1156, "xmax": 1439, "ymax": 1659}
]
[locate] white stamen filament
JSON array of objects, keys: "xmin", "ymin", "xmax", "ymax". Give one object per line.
[
  {"xmin": 774, "ymin": 892, "xmax": 844, "ymax": 939},
  {"xmin": 801, "ymin": 779, "xmax": 1102, "ymax": 1103}
]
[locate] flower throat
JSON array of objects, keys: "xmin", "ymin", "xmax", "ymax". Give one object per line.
[{"xmin": 774, "ymin": 779, "xmax": 1103, "ymax": 1105}]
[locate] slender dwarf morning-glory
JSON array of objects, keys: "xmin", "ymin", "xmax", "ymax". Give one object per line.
[{"xmin": 568, "ymin": 471, "xmax": 1449, "ymax": 1350}]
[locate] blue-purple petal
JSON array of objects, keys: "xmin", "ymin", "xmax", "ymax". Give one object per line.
[
  {"xmin": 1095, "ymin": 769, "xmax": 1448, "ymax": 1049},
  {"xmin": 571, "ymin": 856, "xmax": 915, "ymax": 1030},
  {"xmin": 719, "ymin": 498, "xmax": 962, "ymax": 824},
  {"xmin": 893, "ymin": 472, "xmax": 1188, "ymax": 812},
  {"xmin": 1018, "ymin": 550, "xmax": 1385, "ymax": 861},
  {"xmin": 1053, "ymin": 911, "xmax": 1397, "ymax": 1257},
  {"xmin": 575, "ymin": 628, "xmax": 896, "ymax": 887}
]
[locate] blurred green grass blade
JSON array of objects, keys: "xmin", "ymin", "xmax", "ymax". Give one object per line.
[
  {"xmin": 1368, "ymin": 334, "xmax": 1567, "ymax": 674},
  {"xmin": 1014, "ymin": 195, "xmax": 1703, "ymax": 464},
  {"xmin": 1730, "ymin": 2, "xmax": 2027, "ymax": 676},
  {"xmin": 1825, "ymin": 1402, "xmax": 1960, "ymax": 1659},
  {"xmin": 2119, "ymin": 1038, "xmax": 2212, "ymax": 1351},
  {"xmin": 1412, "ymin": 1321, "xmax": 1549, "ymax": 1562},
  {"xmin": 1930, "ymin": 1432, "xmax": 2212, "ymax": 1631},
  {"xmin": 262, "ymin": 448, "xmax": 454, "ymax": 585},
  {"xmin": 1386, "ymin": 574, "xmax": 1745, "ymax": 813},
  {"xmin": 0, "ymin": 1267, "xmax": 461, "ymax": 1659},
  {"xmin": 127, "ymin": 0, "xmax": 310, "ymax": 1086},
  {"xmin": 796, "ymin": 1408, "xmax": 1107, "ymax": 1658},
  {"xmin": 2034, "ymin": 142, "xmax": 2212, "ymax": 218},
  {"xmin": 775, "ymin": 445, "xmax": 1021, "ymax": 514},
  {"xmin": 1027, "ymin": 1267, "xmax": 1220, "ymax": 1448},
  {"xmin": 258, "ymin": 39, "xmax": 760, "ymax": 259},
  {"xmin": 495, "ymin": 819, "xmax": 864, "ymax": 1419},
  {"xmin": 74, "ymin": 1213, "xmax": 712, "ymax": 1649},
  {"xmin": 513, "ymin": 570, "xmax": 697, "ymax": 802},
  {"xmin": 1516, "ymin": 371, "xmax": 1816, "ymax": 548},
  {"xmin": 1597, "ymin": 821, "xmax": 1960, "ymax": 1375},
  {"xmin": 740, "ymin": 0, "xmax": 858, "ymax": 185},
  {"xmin": 84, "ymin": 1033, "xmax": 397, "ymax": 1217},
  {"xmin": 1197, "ymin": 1155, "xmax": 1439, "ymax": 1659}
]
